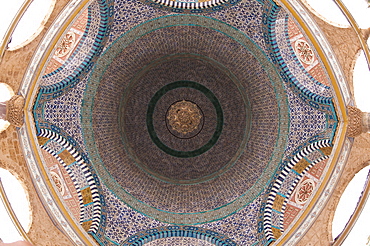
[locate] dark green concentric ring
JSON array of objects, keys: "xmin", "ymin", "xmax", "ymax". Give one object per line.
[{"xmin": 147, "ymin": 81, "xmax": 223, "ymax": 158}]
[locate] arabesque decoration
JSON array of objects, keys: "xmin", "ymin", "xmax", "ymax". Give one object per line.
[{"xmin": 167, "ymin": 100, "xmax": 202, "ymax": 135}]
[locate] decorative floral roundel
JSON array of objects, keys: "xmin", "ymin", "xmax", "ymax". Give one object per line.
[{"xmin": 295, "ymin": 178, "xmax": 316, "ymax": 205}]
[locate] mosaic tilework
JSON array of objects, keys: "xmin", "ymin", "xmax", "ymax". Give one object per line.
[
  {"xmin": 43, "ymin": 8, "xmax": 89, "ymax": 77},
  {"xmin": 102, "ymin": 182, "xmax": 262, "ymax": 245},
  {"xmin": 284, "ymin": 86, "xmax": 327, "ymax": 157},
  {"xmin": 202, "ymin": 196, "xmax": 262, "ymax": 245},
  {"xmin": 69, "ymin": 164, "xmax": 89, "ymax": 191},
  {"xmin": 43, "ymin": 138, "xmax": 64, "ymax": 154},
  {"xmin": 123, "ymin": 226, "xmax": 237, "ymax": 246},
  {"xmin": 261, "ymin": 140, "xmax": 332, "ymax": 243},
  {"xmin": 145, "ymin": 237, "xmax": 215, "ymax": 246},
  {"xmin": 272, "ymin": 10, "xmax": 332, "ymax": 100},
  {"xmin": 29, "ymin": 0, "xmax": 342, "ymax": 245},
  {"xmin": 39, "ymin": 0, "xmax": 113, "ymax": 94},
  {"xmin": 287, "ymin": 17, "xmax": 331, "ymax": 88},
  {"xmin": 122, "ymin": 59, "xmax": 248, "ymax": 182},
  {"xmin": 41, "ymin": 148, "xmax": 81, "ymax": 221},
  {"xmin": 108, "ymin": 0, "xmax": 267, "ymax": 54},
  {"xmin": 36, "ymin": 0, "xmax": 284, "ymax": 225},
  {"xmin": 108, "ymin": 0, "xmax": 162, "ymax": 46},
  {"xmin": 82, "ymin": 15, "xmax": 289, "ymax": 224},
  {"xmin": 37, "ymin": 129, "xmax": 102, "ymax": 234},
  {"xmin": 43, "ymin": 74, "xmax": 88, "ymax": 152},
  {"xmin": 208, "ymin": 1, "xmax": 266, "ymax": 54},
  {"xmin": 103, "ymin": 185, "xmax": 166, "ymax": 244}
]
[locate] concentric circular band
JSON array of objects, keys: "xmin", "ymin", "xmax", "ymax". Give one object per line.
[
  {"xmin": 82, "ymin": 15, "xmax": 289, "ymax": 224},
  {"xmin": 141, "ymin": 0, "xmax": 242, "ymax": 13},
  {"xmin": 147, "ymin": 81, "xmax": 223, "ymax": 158}
]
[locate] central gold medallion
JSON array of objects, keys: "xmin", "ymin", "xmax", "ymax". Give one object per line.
[{"xmin": 167, "ymin": 100, "xmax": 202, "ymax": 134}]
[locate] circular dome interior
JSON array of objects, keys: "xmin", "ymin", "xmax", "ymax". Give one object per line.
[
  {"xmin": 25, "ymin": 0, "xmax": 343, "ymax": 244},
  {"xmin": 82, "ymin": 15, "xmax": 289, "ymax": 224}
]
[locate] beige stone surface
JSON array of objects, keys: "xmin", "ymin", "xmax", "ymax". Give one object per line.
[
  {"xmin": 0, "ymin": 0, "xmax": 77, "ymax": 245},
  {"xmin": 298, "ymin": 133, "xmax": 370, "ymax": 245},
  {"xmin": 0, "ymin": 126, "xmax": 72, "ymax": 245},
  {"xmin": 307, "ymin": 9, "xmax": 361, "ymax": 97},
  {"xmin": 346, "ymin": 106, "xmax": 363, "ymax": 137},
  {"xmin": 0, "ymin": 0, "xmax": 70, "ymax": 92},
  {"xmin": 296, "ymin": 7, "xmax": 369, "ymax": 245}
]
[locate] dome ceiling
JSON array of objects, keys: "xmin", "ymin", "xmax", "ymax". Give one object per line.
[
  {"xmin": 20, "ymin": 0, "xmax": 347, "ymax": 245},
  {"xmin": 81, "ymin": 15, "xmax": 289, "ymax": 224}
]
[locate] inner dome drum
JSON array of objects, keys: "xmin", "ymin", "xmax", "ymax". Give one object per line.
[{"xmin": 82, "ymin": 15, "xmax": 289, "ymax": 224}]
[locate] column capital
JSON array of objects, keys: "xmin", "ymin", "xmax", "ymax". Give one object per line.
[
  {"xmin": 347, "ymin": 106, "xmax": 370, "ymax": 137},
  {"xmin": 5, "ymin": 95, "xmax": 24, "ymax": 128}
]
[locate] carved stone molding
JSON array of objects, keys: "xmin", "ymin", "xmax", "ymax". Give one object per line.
[
  {"xmin": 6, "ymin": 95, "xmax": 25, "ymax": 128},
  {"xmin": 346, "ymin": 106, "xmax": 370, "ymax": 137}
]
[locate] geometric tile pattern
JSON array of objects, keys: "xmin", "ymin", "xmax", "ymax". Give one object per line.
[
  {"xmin": 43, "ymin": 8, "xmax": 89, "ymax": 77},
  {"xmin": 38, "ymin": 129, "xmax": 101, "ymax": 234},
  {"xmin": 43, "ymin": 75, "xmax": 87, "ymax": 152},
  {"xmin": 284, "ymin": 86, "xmax": 329, "ymax": 157},
  {"xmin": 108, "ymin": 0, "xmax": 266, "ymax": 56},
  {"xmin": 103, "ymin": 185, "xmax": 166, "ymax": 244},
  {"xmin": 103, "ymin": 183, "xmax": 262, "ymax": 245},
  {"xmin": 262, "ymin": 140, "xmax": 332, "ymax": 243},
  {"xmin": 41, "ymin": 148, "xmax": 81, "ymax": 221},
  {"xmin": 283, "ymin": 157, "xmax": 328, "ymax": 230},
  {"xmin": 82, "ymin": 14, "xmax": 289, "ymax": 224},
  {"xmin": 202, "ymin": 196, "xmax": 262, "ymax": 245},
  {"xmin": 122, "ymin": 226, "xmax": 237, "ymax": 246},
  {"xmin": 271, "ymin": 10, "xmax": 333, "ymax": 102},
  {"xmin": 31, "ymin": 0, "xmax": 340, "ymax": 245}
]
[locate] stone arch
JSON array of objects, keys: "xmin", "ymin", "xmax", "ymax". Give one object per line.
[
  {"xmin": 7, "ymin": 0, "xmax": 56, "ymax": 51},
  {"xmin": 331, "ymin": 162, "xmax": 370, "ymax": 244},
  {"xmin": 300, "ymin": 0, "xmax": 350, "ymax": 28},
  {"xmin": 0, "ymin": 166, "xmax": 32, "ymax": 234},
  {"xmin": 353, "ymin": 42, "xmax": 370, "ymax": 114},
  {"xmin": 298, "ymin": 134, "xmax": 370, "ymax": 245}
]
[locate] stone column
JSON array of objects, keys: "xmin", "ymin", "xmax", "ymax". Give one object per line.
[{"xmin": 347, "ymin": 106, "xmax": 370, "ymax": 137}]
